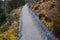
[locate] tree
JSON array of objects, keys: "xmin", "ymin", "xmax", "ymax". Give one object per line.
[
  {"xmin": 0, "ymin": 1, "xmax": 7, "ymax": 25},
  {"xmin": 8, "ymin": 0, "xmax": 25, "ymax": 13}
]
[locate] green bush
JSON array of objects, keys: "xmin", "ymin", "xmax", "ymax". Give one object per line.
[
  {"xmin": 0, "ymin": 8, "xmax": 3, "ymax": 13},
  {"xmin": 0, "ymin": 13, "xmax": 6, "ymax": 25}
]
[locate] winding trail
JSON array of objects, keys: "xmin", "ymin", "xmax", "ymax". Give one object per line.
[{"xmin": 18, "ymin": 4, "xmax": 56, "ymax": 40}]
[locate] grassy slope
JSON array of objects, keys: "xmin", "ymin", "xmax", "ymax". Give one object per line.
[{"xmin": 0, "ymin": 7, "xmax": 21, "ymax": 40}]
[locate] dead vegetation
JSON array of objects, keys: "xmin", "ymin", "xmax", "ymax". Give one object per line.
[{"xmin": 29, "ymin": 0, "xmax": 60, "ymax": 39}]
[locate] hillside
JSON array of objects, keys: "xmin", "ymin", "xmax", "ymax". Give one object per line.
[
  {"xmin": 29, "ymin": 0, "xmax": 60, "ymax": 39},
  {"xmin": 0, "ymin": 7, "xmax": 21, "ymax": 40}
]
